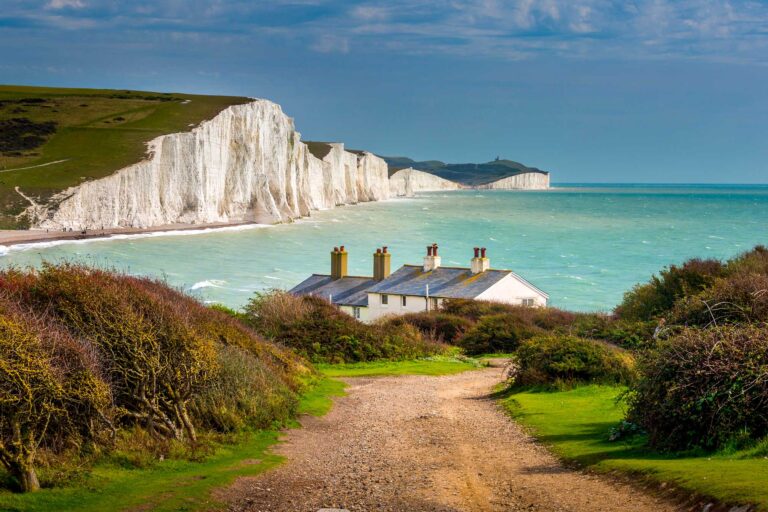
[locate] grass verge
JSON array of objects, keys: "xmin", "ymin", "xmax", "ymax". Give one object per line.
[
  {"xmin": 500, "ymin": 385, "xmax": 768, "ymax": 510},
  {"xmin": 317, "ymin": 356, "xmax": 482, "ymax": 378},
  {"xmin": 0, "ymin": 377, "xmax": 343, "ymax": 512}
]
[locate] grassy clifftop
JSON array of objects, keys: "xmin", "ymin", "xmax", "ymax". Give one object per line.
[{"xmin": 0, "ymin": 85, "xmax": 251, "ymax": 228}]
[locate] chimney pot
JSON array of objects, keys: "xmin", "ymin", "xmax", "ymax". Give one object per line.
[
  {"xmin": 481, "ymin": 247, "xmax": 487, "ymax": 258},
  {"xmin": 432, "ymin": 243, "xmax": 439, "ymax": 256},
  {"xmin": 427, "ymin": 245, "xmax": 433, "ymax": 256},
  {"xmin": 340, "ymin": 245, "xmax": 345, "ymax": 252},
  {"xmin": 333, "ymin": 246, "xmax": 339, "ymax": 252},
  {"xmin": 474, "ymin": 247, "xmax": 480, "ymax": 258},
  {"xmin": 376, "ymin": 248, "xmax": 382, "ymax": 254},
  {"xmin": 383, "ymin": 246, "xmax": 388, "ymax": 253}
]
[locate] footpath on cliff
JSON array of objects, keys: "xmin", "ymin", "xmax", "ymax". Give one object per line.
[{"xmin": 222, "ymin": 362, "xmax": 677, "ymax": 512}]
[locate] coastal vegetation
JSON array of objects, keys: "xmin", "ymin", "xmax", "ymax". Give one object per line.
[
  {"xmin": 0, "ymin": 264, "xmax": 308, "ymax": 494},
  {"xmin": 0, "ymin": 85, "xmax": 249, "ymax": 228},
  {"xmin": 243, "ymin": 290, "xmax": 447, "ymax": 363},
  {"xmin": 1, "ymin": 247, "xmax": 766, "ymax": 508}
]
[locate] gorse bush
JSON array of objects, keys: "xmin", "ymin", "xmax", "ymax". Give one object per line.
[
  {"xmin": 514, "ymin": 335, "xmax": 637, "ymax": 388},
  {"xmin": 616, "ymin": 258, "xmax": 725, "ymax": 321},
  {"xmin": 671, "ymin": 273, "xmax": 768, "ymax": 327},
  {"xmin": 0, "ymin": 297, "xmax": 110, "ymax": 492},
  {"xmin": 459, "ymin": 313, "xmax": 543, "ymax": 354},
  {"xmin": 627, "ymin": 326, "xmax": 768, "ymax": 452},
  {"xmin": 244, "ymin": 290, "xmax": 446, "ymax": 363},
  {"xmin": 382, "ymin": 312, "xmax": 473, "ymax": 343},
  {"xmin": 0, "ymin": 264, "xmax": 307, "ymax": 492}
]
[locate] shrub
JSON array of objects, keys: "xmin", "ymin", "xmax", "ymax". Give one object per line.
[
  {"xmin": 626, "ymin": 326, "xmax": 768, "ymax": 452},
  {"xmin": 441, "ymin": 299, "xmax": 519, "ymax": 320},
  {"xmin": 382, "ymin": 312, "xmax": 474, "ymax": 343},
  {"xmin": 571, "ymin": 313, "xmax": 658, "ymax": 349},
  {"xmin": 192, "ymin": 345, "xmax": 297, "ymax": 432},
  {"xmin": 514, "ymin": 334, "xmax": 637, "ymax": 388},
  {"xmin": 671, "ymin": 274, "xmax": 768, "ymax": 327},
  {"xmin": 459, "ymin": 313, "xmax": 543, "ymax": 354},
  {"xmin": 725, "ymin": 245, "xmax": 768, "ymax": 276},
  {"xmin": 0, "ymin": 299, "xmax": 110, "ymax": 492},
  {"xmin": 616, "ymin": 258, "xmax": 725, "ymax": 321},
  {"xmin": 244, "ymin": 290, "xmax": 445, "ymax": 363}
]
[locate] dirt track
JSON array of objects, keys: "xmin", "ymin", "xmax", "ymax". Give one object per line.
[{"xmin": 224, "ymin": 364, "xmax": 676, "ymax": 512}]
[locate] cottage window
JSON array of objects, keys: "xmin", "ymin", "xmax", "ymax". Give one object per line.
[
  {"xmin": 401, "ymin": 296, "xmax": 407, "ymax": 307},
  {"xmin": 381, "ymin": 294, "xmax": 388, "ymax": 305},
  {"xmin": 431, "ymin": 297, "xmax": 439, "ymax": 310},
  {"xmin": 522, "ymin": 298, "xmax": 535, "ymax": 307},
  {"xmin": 353, "ymin": 307, "xmax": 361, "ymax": 319}
]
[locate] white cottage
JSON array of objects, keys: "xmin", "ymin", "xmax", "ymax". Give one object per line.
[{"xmin": 289, "ymin": 244, "xmax": 548, "ymax": 322}]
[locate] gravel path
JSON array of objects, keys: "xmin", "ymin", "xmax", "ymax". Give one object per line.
[{"xmin": 223, "ymin": 363, "xmax": 677, "ymax": 512}]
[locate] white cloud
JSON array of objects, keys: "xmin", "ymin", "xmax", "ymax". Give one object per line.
[
  {"xmin": 45, "ymin": 0, "xmax": 85, "ymax": 9},
  {"xmin": 311, "ymin": 34, "xmax": 350, "ymax": 53}
]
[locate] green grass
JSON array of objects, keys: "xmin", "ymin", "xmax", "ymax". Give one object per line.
[
  {"xmin": 501, "ymin": 385, "xmax": 768, "ymax": 510},
  {"xmin": 317, "ymin": 356, "xmax": 482, "ymax": 378},
  {"xmin": 0, "ymin": 377, "xmax": 342, "ymax": 512},
  {"xmin": 0, "ymin": 84, "xmax": 250, "ymax": 228}
]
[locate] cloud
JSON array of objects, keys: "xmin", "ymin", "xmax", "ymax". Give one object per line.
[
  {"xmin": 311, "ymin": 34, "xmax": 350, "ymax": 53},
  {"xmin": 3, "ymin": 0, "xmax": 768, "ymax": 64},
  {"xmin": 45, "ymin": 0, "xmax": 85, "ymax": 9}
]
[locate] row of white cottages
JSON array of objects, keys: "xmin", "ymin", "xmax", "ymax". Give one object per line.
[{"xmin": 289, "ymin": 244, "xmax": 548, "ymax": 323}]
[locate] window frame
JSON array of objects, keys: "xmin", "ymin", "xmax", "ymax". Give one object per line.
[
  {"xmin": 401, "ymin": 295, "xmax": 407, "ymax": 307},
  {"xmin": 381, "ymin": 294, "xmax": 388, "ymax": 305}
]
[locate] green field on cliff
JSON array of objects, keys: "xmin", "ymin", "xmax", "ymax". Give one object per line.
[{"xmin": 0, "ymin": 85, "xmax": 250, "ymax": 228}]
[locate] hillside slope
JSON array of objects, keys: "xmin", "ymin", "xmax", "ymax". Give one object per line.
[
  {"xmin": 382, "ymin": 156, "xmax": 549, "ymax": 187},
  {"xmin": 0, "ymin": 85, "xmax": 251, "ymax": 228}
]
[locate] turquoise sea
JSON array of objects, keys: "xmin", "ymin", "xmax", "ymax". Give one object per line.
[{"xmin": 1, "ymin": 184, "xmax": 766, "ymax": 312}]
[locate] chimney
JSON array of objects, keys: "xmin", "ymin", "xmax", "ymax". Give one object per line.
[
  {"xmin": 373, "ymin": 246, "xmax": 392, "ymax": 281},
  {"xmin": 423, "ymin": 242, "xmax": 441, "ymax": 272},
  {"xmin": 331, "ymin": 245, "xmax": 349, "ymax": 280},
  {"xmin": 471, "ymin": 246, "xmax": 490, "ymax": 274}
]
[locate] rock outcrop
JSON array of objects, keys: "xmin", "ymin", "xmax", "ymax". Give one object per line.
[
  {"xmin": 30, "ymin": 100, "xmax": 390, "ymax": 230},
  {"xmin": 389, "ymin": 168, "xmax": 461, "ymax": 197},
  {"xmin": 475, "ymin": 172, "xmax": 549, "ymax": 190}
]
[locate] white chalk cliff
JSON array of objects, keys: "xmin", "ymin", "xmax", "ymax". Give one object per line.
[
  {"xmin": 30, "ymin": 100, "xmax": 391, "ymax": 230},
  {"xmin": 389, "ymin": 168, "xmax": 461, "ymax": 197},
  {"xmin": 475, "ymin": 172, "xmax": 550, "ymax": 190}
]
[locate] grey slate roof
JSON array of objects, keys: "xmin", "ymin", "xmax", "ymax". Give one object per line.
[
  {"xmin": 367, "ymin": 265, "xmax": 513, "ymax": 299},
  {"xmin": 289, "ymin": 274, "xmax": 375, "ymax": 307}
]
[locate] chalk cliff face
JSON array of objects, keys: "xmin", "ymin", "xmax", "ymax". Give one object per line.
[
  {"xmin": 389, "ymin": 168, "xmax": 461, "ymax": 197},
  {"xmin": 475, "ymin": 172, "xmax": 549, "ymax": 190},
  {"xmin": 31, "ymin": 100, "xmax": 390, "ymax": 230}
]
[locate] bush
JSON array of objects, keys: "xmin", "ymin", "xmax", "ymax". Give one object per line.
[
  {"xmin": 382, "ymin": 312, "xmax": 473, "ymax": 343},
  {"xmin": 459, "ymin": 313, "xmax": 543, "ymax": 354},
  {"xmin": 671, "ymin": 273, "xmax": 768, "ymax": 327},
  {"xmin": 0, "ymin": 298, "xmax": 110, "ymax": 492},
  {"xmin": 0, "ymin": 265, "xmax": 307, "ymax": 491},
  {"xmin": 626, "ymin": 326, "xmax": 768, "ymax": 452},
  {"xmin": 514, "ymin": 334, "xmax": 637, "ymax": 388},
  {"xmin": 616, "ymin": 258, "xmax": 725, "ymax": 321},
  {"xmin": 571, "ymin": 313, "xmax": 658, "ymax": 349},
  {"xmin": 244, "ymin": 290, "xmax": 445, "ymax": 363}
]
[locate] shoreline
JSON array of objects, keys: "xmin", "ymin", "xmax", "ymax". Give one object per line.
[{"xmin": 0, "ymin": 221, "xmax": 263, "ymax": 250}]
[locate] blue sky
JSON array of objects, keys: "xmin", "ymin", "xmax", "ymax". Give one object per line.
[{"xmin": 1, "ymin": 0, "xmax": 767, "ymax": 183}]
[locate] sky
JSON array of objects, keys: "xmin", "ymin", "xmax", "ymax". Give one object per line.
[{"xmin": 1, "ymin": 0, "xmax": 767, "ymax": 183}]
